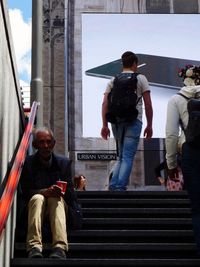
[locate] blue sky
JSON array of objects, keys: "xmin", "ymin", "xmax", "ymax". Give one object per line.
[
  {"xmin": 8, "ymin": 0, "xmax": 31, "ymax": 21},
  {"xmin": 8, "ymin": 0, "xmax": 32, "ymax": 87},
  {"xmin": 8, "ymin": 0, "xmax": 32, "ymax": 108}
]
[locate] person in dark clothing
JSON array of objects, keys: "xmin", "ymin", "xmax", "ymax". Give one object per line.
[
  {"xmin": 165, "ymin": 65, "xmax": 200, "ymax": 255},
  {"xmin": 154, "ymin": 160, "xmax": 167, "ymax": 185},
  {"xmin": 20, "ymin": 127, "xmax": 80, "ymax": 259}
]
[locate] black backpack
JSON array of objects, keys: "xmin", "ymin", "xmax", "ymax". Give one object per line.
[
  {"xmin": 186, "ymin": 98, "xmax": 200, "ymax": 147},
  {"xmin": 106, "ymin": 72, "xmax": 139, "ymax": 123},
  {"xmin": 179, "ymin": 93, "xmax": 200, "ymax": 147}
]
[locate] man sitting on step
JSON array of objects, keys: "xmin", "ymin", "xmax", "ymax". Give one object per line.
[{"xmin": 19, "ymin": 127, "xmax": 81, "ymax": 259}]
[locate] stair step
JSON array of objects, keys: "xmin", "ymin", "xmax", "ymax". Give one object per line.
[
  {"xmin": 67, "ymin": 242, "xmax": 196, "ymax": 251},
  {"xmin": 81, "ymin": 217, "xmax": 192, "ymax": 230},
  {"xmin": 79, "ymin": 198, "xmax": 190, "ymax": 208},
  {"xmin": 14, "ymin": 229, "xmax": 195, "ymax": 246},
  {"xmin": 77, "ymin": 191, "xmax": 189, "ymax": 199},
  {"xmin": 12, "ymin": 190, "xmax": 197, "ymax": 267},
  {"xmin": 14, "ymin": 242, "xmax": 198, "ymax": 259},
  {"xmin": 82, "ymin": 207, "xmax": 191, "ymax": 217},
  {"xmin": 68, "ymin": 229, "xmax": 194, "ymax": 242},
  {"xmin": 10, "ymin": 258, "xmax": 200, "ymax": 267}
]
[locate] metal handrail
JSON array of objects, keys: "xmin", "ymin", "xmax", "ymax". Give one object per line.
[{"xmin": 0, "ymin": 101, "xmax": 39, "ymax": 240}]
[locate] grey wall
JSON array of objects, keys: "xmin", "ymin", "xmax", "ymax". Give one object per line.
[{"xmin": 0, "ymin": 0, "xmax": 25, "ymax": 266}]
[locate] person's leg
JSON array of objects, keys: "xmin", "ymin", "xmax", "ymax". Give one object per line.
[
  {"xmin": 109, "ymin": 123, "xmax": 124, "ymax": 190},
  {"xmin": 182, "ymin": 143, "xmax": 200, "ymax": 254},
  {"xmin": 26, "ymin": 194, "xmax": 46, "ymax": 253},
  {"xmin": 109, "ymin": 161, "xmax": 120, "ymax": 190},
  {"xmin": 47, "ymin": 197, "xmax": 68, "ymax": 252},
  {"xmin": 116, "ymin": 119, "xmax": 142, "ymax": 190}
]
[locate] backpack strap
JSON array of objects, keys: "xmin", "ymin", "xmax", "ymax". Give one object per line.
[
  {"xmin": 177, "ymin": 93, "xmax": 190, "ymax": 132},
  {"xmin": 126, "ymin": 72, "xmax": 142, "ymax": 108},
  {"xmin": 177, "ymin": 92, "xmax": 200, "ymax": 134},
  {"xmin": 132, "ymin": 72, "xmax": 143, "ymax": 105},
  {"xmin": 177, "ymin": 92, "xmax": 190, "ymax": 100}
]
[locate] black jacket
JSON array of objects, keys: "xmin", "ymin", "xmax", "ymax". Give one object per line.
[
  {"xmin": 20, "ymin": 152, "xmax": 77, "ymax": 205},
  {"xmin": 18, "ymin": 152, "xmax": 82, "ymax": 231}
]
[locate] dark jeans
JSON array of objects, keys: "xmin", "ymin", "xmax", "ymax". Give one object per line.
[{"xmin": 182, "ymin": 142, "xmax": 200, "ymax": 253}]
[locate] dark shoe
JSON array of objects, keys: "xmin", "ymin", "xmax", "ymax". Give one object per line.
[
  {"xmin": 108, "ymin": 186, "xmax": 115, "ymax": 191},
  {"xmin": 49, "ymin": 247, "xmax": 66, "ymax": 259},
  {"xmin": 28, "ymin": 247, "xmax": 43, "ymax": 258}
]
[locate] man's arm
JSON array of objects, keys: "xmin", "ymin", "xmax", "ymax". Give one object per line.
[
  {"xmin": 101, "ymin": 93, "xmax": 110, "ymax": 140},
  {"xmin": 142, "ymin": 91, "xmax": 153, "ymax": 139},
  {"xmin": 165, "ymin": 97, "xmax": 180, "ymax": 174}
]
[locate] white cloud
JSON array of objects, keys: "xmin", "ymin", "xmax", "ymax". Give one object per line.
[
  {"xmin": 19, "ymin": 79, "xmax": 29, "ymax": 87},
  {"xmin": 8, "ymin": 8, "xmax": 32, "ymax": 83}
]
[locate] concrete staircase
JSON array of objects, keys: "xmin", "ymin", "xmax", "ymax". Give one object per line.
[{"xmin": 11, "ymin": 191, "xmax": 200, "ymax": 266}]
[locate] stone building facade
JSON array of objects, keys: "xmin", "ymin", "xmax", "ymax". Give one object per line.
[{"xmin": 42, "ymin": 0, "xmax": 200, "ymax": 190}]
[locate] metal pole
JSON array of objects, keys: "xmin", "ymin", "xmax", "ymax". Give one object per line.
[
  {"xmin": 31, "ymin": 0, "xmax": 43, "ymax": 127},
  {"xmin": 64, "ymin": 0, "xmax": 69, "ymax": 156}
]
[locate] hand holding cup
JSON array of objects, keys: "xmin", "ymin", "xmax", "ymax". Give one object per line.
[{"xmin": 56, "ymin": 180, "xmax": 67, "ymax": 194}]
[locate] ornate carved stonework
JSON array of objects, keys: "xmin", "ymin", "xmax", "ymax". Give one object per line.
[
  {"xmin": 43, "ymin": 0, "xmax": 64, "ymax": 43},
  {"xmin": 42, "ymin": 0, "xmax": 65, "ymax": 155}
]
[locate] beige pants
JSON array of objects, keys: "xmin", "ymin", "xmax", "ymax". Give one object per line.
[{"xmin": 27, "ymin": 194, "xmax": 68, "ymax": 252}]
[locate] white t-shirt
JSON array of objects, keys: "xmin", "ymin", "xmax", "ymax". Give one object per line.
[{"xmin": 104, "ymin": 71, "xmax": 150, "ymax": 122}]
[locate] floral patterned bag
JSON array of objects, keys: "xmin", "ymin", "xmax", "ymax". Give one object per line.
[{"xmin": 166, "ymin": 172, "xmax": 184, "ymax": 191}]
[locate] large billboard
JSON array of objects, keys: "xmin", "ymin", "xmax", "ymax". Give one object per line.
[{"xmin": 86, "ymin": 54, "xmax": 200, "ymax": 89}]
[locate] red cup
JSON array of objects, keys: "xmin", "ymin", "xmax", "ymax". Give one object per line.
[{"xmin": 56, "ymin": 181, "xmax": 67, "ymax": 194}]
